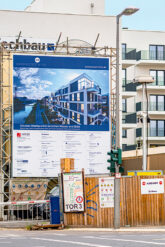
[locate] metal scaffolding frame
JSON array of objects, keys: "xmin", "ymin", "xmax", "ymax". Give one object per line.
[{"xmin": 0, "ymin": 42, "xmax": 117, "ymax": 202}]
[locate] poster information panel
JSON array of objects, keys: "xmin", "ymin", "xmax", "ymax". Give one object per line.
[
  {"xmin": 99, "ymin": 177, "xmax": 114, "ymax": 208},
  {"xmin": 13, "ymin": 55, "xmax": 110, "ymax": 177},
  {"xmin": 62, "ymin": 172, "xmax": 84, "ymax": 212}
]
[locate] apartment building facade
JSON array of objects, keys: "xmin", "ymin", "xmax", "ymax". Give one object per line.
[
  {"xmin": 48, "ymin": 73, "xmax": 109, "ymax": 126},
  {"xmin": 122, "ymin": 29, "xmax": 165, "ymax": 151}
]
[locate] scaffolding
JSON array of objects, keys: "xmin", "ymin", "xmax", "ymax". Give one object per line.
[{"xmin": 0, "ymin": 41, "xmax": 117, "ymax": 202}]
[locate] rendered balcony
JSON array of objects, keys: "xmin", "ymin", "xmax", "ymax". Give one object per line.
[
  {"xmin": 88, "ymin": 109, "xmax": 100, "ymax": 117},
  {"xmin": 87, "ymin": 85, "xmax": 100, "ymax": 93}
]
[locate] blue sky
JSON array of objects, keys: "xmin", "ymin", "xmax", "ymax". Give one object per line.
[
  {"xmin": 14, "ymin": 67, "xmax": 109, "ymax": 100},
  {"xmin": 0, "ymin": 0, "xmax": 164, "ymax": 31}
]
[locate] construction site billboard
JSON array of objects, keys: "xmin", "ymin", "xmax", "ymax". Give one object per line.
[{"xmin": 12, "ymin": 54, "xmax": 110, "ymax": 177}]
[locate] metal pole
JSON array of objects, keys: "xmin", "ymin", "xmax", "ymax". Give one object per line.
[
  {"xmin": 116, "ymin": 15, "xmax": 122, "ymax": 149},
  {"xmin": 114, "ymin": 15, "xmax": 121, "ymax": 229},
  {"xmin": 142, "ymin": 83, "xmax": 147, "ymax": 170}
]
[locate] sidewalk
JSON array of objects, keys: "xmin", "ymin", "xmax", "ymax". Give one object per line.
[{"xmin": 67, "ymin": 226, "xmax": 165, "ymax": 232}]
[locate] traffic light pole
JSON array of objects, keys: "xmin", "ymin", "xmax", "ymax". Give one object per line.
[
  {"xmin": 114, "ymin": 164, "xmax": 120, "ymax": 229},
  {"xmin": 114, "ymin": 14, "xmax": 121, "ymax": 229}
]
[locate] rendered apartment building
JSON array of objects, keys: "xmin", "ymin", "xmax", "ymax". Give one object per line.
[
  {"xmin": 49, "ymin": 73, "xmax": 109, "ymax": 126},
  {"xmin": 122, "ymin": 29, "xmax": 165, "ymax": 151}
]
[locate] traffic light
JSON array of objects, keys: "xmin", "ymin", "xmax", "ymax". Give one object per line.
[{"xmin": 107, "ymin": 148, "xmax": 123, "ymax": 173}]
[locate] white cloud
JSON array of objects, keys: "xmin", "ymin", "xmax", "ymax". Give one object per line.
[
  {"xmin": 66, "ymin": 73, "xmax": 81, "ymax": 82},
  {"xmin": 21, "ymin": 76, "xmax": 40, "ymax": 86},
  {"xmin": 17, "ymin": 68, "xmax": 39, "ymax": 80},
  {"xmin": 13, "ymin": 70, "xmax": 18, "ymax": 77},
  {"xmin": 46, "ymin": 69, "xmax": 56, "ymax": 75},
  {"xmin": 40, "ymin": 80, "xmax": 53, "ymax": 85}
]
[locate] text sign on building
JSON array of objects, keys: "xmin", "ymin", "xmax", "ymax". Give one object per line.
[
  {"xmin": 141, "ymin": 179, "xmax": 164, "ymax": 195},
  {"xmin": 63, "ymin": 172, "xmax": 84, "ymax": 212},
  {"xmin": 12, "ymin": 54, "xmax": 110, "ymax": 177},
  {"xmin": 99, "ymin": 177, "xmax": 114, "ymax": 208}
]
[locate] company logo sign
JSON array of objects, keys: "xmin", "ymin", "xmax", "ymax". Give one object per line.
[{"xmin": 1, "ymin": 39, "xmax": 55, "ymax": 51}]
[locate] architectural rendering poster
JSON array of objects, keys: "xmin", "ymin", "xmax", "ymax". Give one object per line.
[{"xmin": 12, "ymin": 55, "xmax": 110, "ymax": 177}]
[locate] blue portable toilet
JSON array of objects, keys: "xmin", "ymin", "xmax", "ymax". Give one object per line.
[{"xmin": 50, "ymin": 196, "xmax": 61, "ymax": 225}]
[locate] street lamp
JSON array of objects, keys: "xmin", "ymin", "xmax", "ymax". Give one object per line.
[
  {"xmin": 135, "ymin": 76, "xmax": 154, "ymax": 171},
  {"xmin": 116, "ymin": 7, "xmax": 139, "ymax": 150},
  {"xmin": 114, "ymin": 7, "xmax": 139, "ymax": 230}
]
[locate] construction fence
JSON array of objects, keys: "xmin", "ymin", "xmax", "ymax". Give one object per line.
[{"xmin": 64, "ymin": 175, "xmax": 165, "ymax": 228}]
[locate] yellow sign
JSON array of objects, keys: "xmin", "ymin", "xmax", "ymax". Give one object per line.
[{"xmin": 128, "ymin": 170, "xmax": 163, "ymax": 176}]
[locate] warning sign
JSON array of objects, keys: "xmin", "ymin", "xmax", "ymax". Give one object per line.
[
  {"xmin": 76, "ymin": 196, "xmax": 83, "ymax": 203},
  {"xmin": 141, "ymin": 178, "xmax": 164, "ymax": 195},
  {"xmin": 63, "ymin": 172, "xmax": 85, "ymax": 213}
]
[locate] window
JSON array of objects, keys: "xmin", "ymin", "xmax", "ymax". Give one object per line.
[
  {"xmin": 90, "ymin": 93, "xmax": 93, "ymax": 102},
  {"xmin": 72, "ymin": 112, "xmax": 75, "ymax": 120},
  {"xmin": 149, "ymin": 95, "xmax": 156, "ymax": 111},
  {"xmin": 158, "ymin": 120, "xmax": 164, "ymax": 137},
  {"xmin": 122, "ymin": 69, "xmax": 126, "ymax": 89},
  {"xmin": 150, "ymin": 70, "xmax": 165, "ymax": 86},
  {"xmin": 72, "ymin": 94, "xmax": 74, "ymax": 101},
  {"xmin": 158, "ymin": 96, "xmax": 164, "ymax": 111},
  {"xmin": 77, "ymin": 114, "xmax": 80, "ymax": 123},
  {"xmin": 150, "ymin": 120, "xmax": 156, "ymax": 137},
  {"xmin": 77, "ymin": 93, "xmax": 80, "ymax": 101},
  {"xmin": 150, "ymin": 120, "xmax": 165, "ymax": 137},
  {"xmin": 122, "ymin": 129, "xmax": 127, "ymax": 138},
  {"xmin": 122, "ymin": 99, "xmax": 127, "ymax": 112},
  {"xmin": 157, "ymin": 71, "xmax": 164, "ymax": 86},
  {"xmin": 149, "ymin": 45, "xmax": 164, "ymax": 60},
  {"xmin": 150, "ymin": 95, "xmax": 165, "ymax": 111},
  {"xmin": 81, "ymin": 104, "xmax": 84, "ymax": 112},
  {"xmin": 122, "ymin": 43, "xmax": 126, "ymax": 60}
]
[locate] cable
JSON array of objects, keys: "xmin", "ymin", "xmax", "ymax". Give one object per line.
[{"xmin": 145, "ymin": 82, "xmax": 149, "ymax": 168}]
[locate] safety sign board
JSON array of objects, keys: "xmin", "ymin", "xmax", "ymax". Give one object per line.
[
  {"xmin": 99, "ymin": 177, "xmax": 114, "ymax": 208},
  {"xmin": 63, "ymin": 172, "xmax": 85, "ymax": 212},
  {"xmin": 141, "ymin": 178, "xmax": 164, "ymax": 195}
]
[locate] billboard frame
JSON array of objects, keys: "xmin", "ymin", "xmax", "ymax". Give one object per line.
[{"xmin": 0, "ymin": 42, "xmax": 117, "ymax": 202}]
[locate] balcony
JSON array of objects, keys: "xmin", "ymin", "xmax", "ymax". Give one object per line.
[
  {"xmin": 122, "ymin": 144, "xmax": 137, "ymax": 151},
  {"xmin": 60, "ymin": 98, "xmax": 69, "ymax": 102},
  {"xmin": 137, "ymin": 50, "xmax": 165, "ymax": 61},
  {"xmin": 122, "ymin": 112, "xmax": 137, "ymax": 129},
  {"xmin": 88, "ymin": 109, "xmax": 100, "ymax": 117},
  {"xmin": 122, "ymin": 48, "xmax": 137, "ymax": 60},
  {"xmin": 122, "ymin": 80, "xmax": 137, "ymax": 99},
  {"xmin": 122, "ymin": 80, "xmax": 137, "ymax": 92},
  {"xmin": 86, "ymin": 85, "xmax": 100, "ymax": 93},
  {"xmin": 136, "ymin": 127, "xmax": 165, "ymax": 141},
  {"xmin": 122, "ymin": 48, "xmax": 137, "ymax": 68},
  {"xmin": 136, "ymin": 128, "xmax": 142, "ymax": 138},
  {"xmin": 136, "ymin": 102, "xmax": 165, "ymax": 117},
  {"xmin": 136, "ymin": 50, "xmax": 165, "ymax": 66}
]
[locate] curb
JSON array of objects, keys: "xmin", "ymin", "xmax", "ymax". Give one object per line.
[{"xmin": 65, "ymin": 227, "xmax": 165, "ymax": 232}]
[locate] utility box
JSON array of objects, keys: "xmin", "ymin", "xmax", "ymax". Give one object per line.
[{"xmin": 50, "ymin": 196, "xmax": 61, "ymax": 225}]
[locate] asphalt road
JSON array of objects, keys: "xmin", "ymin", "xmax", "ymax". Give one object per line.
[{"xmin": 1, "ymin": 229, "xmax": 165, "ymax": 247}]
